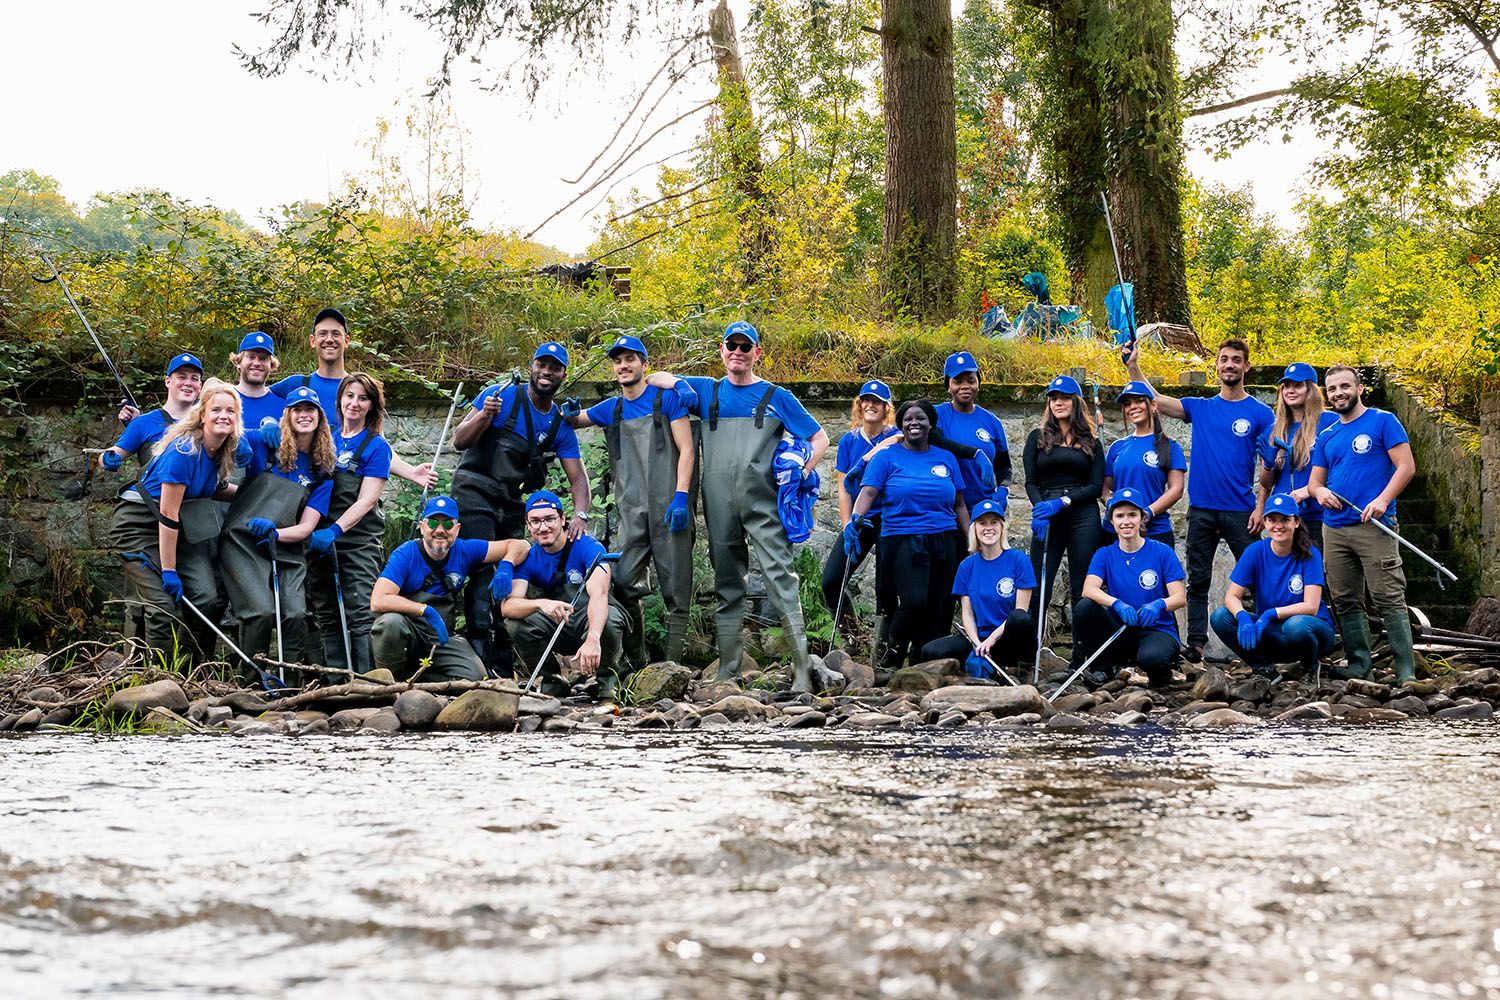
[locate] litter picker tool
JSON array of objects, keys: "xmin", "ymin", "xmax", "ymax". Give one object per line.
[
  {"xmin": 1033, "ymin": 542, "xmax": 1049, "ymax": 685},
  {"xmin": 829, "ymin": 551, "xmax": 854, "ymax": 651},
  {"xmin": 1049, "ymin": 623, "xmax": 1129, "ymax": 701},
  {"xmin": 1330, "ymin": 491, "xmax": 1457, "ymax": 588},
  {"xmin": 179, "ymin": 594, "xmax": 288, "ymax": 694},
  {"xmin": 34, "ymin": 250, "xmax": 139, "ymax": 410},
  {"xmin": 330, "ymin": 544, "xmax": 354, "ymax": 674},
  {"xmin": 976, "ymin": 646, "xmax": 1020, "ymax": 687},
  {"xmin": 1099, "ymin": 192, "xmax": 1136, "ymax": 349},
  {"xmin": 520, "ymin": 551, "xmax": 622, "ymax": 696},
  {"xmin": 418, "ymin": 381, "xmax": 465, "ymax": 516},
  {"xmin": 269, "ymin": 537, "xmax": 285, "ymax": 670}
]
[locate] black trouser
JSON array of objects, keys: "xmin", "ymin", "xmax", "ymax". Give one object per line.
[
  {"xmin": 452, "ymin": 487, "xmax": 524, "ymax": 676},
  {"xmin": 876, "ymin": 531, "xmax": 959, "ymax": 670},
  {"xmin": 1184, "ymin": 505, "xmax": 1258, "ymax": 649},
  {"xmin": 1029, "ymin": 500, "xmax": 1104, "ymax": 606},
  {"xmin": 821, "ymin": 515, "xmax": 880, "ymax": 634},
  {"xmin": 1071, "ymin": 599, "xmax": 1179, "ymax": 686},
  {"xmin": 1304, "ymin": 519, "xmax": 1324, "ymax": 552},
  {"xmin": 919, "ymin": 609, "xmax": 1036, "ymax": 668}
]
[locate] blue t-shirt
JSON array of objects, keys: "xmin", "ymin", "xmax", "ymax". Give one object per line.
[
  {"xmin": 861, "ymin": 445, "xmax": 962, "ymax": 536},
  {"xmin": 515, "ymin": 534, "xmax": 608, "ymax": 596},
  {"xmin": 137, "ymin": 436, "xmax": 222, "ymax": 502},
  {"xmin": 332, "ymin": 427, "xmax": 394, "ymax": 480},
  {"xmin": 836, "ymin": 428, "xmax": 900, "ymax": 516},
  {"xmin": 1310, "ymin": 407, "xmax": 1409, "ymax": 529},
  {"xmin": 272, "ymin": 373, "xmax": 344, "ymax": 425},
  {"xmin": 1229, "ymin": 539, "xmax": 1333, "ymax": 625},
  {"xmin": 379, "ymin": 537, "xmax": 493, "ymax": 597},
  {"xmin": 678, "ymin": 377, "xmax": 822, "ymax": 441},
  {"xmin": 113, "ymin": 409, "xmax": 174, "ymax": 462},
  {"xmin": 935, "ymin": 403, "xmax": 1009, "ymax": 507},
  {"xmin": 1104, "ymin": 434, "xmax": 1186, "ymax": 537},
  {"xmin": 1264, "ymin": 411, "xmax": 1339, "ymax": 521},
  {"xmin": 239, "ymin": 390, "xmax": 287, "ymax": 435},
  {"xmin": 583, "ymin": 385, "xmax": 689, "ymax": 428},
  {"xmin": 1085, "ymin": 539, "xmax": 1185, "ymax": 638},
  {"xmin": 1180, "ymin": 394, "xmax": 1275, "ymax": 511},
  {"xmin": 470, "ymin": 383, "xmax": 582, "ymax": 460},
  {"xmin": 243, "ymin": 429, "xmax": 335, "ymax": 517},
  {"xmin": 953, "ymin": 548, "xmax": 1037, "ymax": 633}
]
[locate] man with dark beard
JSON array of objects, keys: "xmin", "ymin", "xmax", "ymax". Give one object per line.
[{"xmin": 1126, "ymin": 338, "xmax": 1273, "ymax": 661}]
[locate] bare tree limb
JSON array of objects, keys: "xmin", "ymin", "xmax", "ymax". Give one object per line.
[
  {"xmin": 1187, "ymin": 87, "xmax": 1296, "ymax": 118},
  {"xmin": 607, "ymin": 176, "xmax": 717, "ymax": 222}
]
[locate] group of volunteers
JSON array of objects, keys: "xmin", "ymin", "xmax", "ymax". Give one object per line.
[{"xmin": 105, "ymin": 308, "xmax": 1421, "ymax": 697}]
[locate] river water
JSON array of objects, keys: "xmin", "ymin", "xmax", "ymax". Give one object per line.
[{"xmin": 4, "ymin": 726, "xmax": 1500, "ymax": 998}]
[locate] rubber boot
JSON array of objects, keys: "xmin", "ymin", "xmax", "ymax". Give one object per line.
[
  {"xmin": 716, "ymin": 625, "xmax": 745, "ymax": 681},
  {"xmin": 871, "ymin": 615, "xmax": 890, "ymax": 669},
  {"xmin": 1335, "ymin": 611, "xmax": 1373, "ymax": 680},
  {"xmin": 623, "ymin": 600, "xmax": 647, "ymax": 669},
  {"xmin": 665, "ymin": 611, "xmax": 690, "ymax": 664},
  {"xmin": 1383, "ymin": 611, "xmax": 1418, "ymax": 685}
]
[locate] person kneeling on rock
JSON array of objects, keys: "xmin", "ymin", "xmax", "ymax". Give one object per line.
[
  {"xmin": 1072, "ymin": 488, "xmax": 1187, "ymax": 689},
  {"xmin": 501, "ymin": 491, "xmax": 627, "ymax": 699},
  {"xmin": 369, "ymin": 495, "xmax": 529, "ymax": 682}
]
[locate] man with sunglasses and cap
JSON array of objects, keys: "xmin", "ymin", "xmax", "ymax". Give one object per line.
[
  {"xmin": 500, "ymin": 490, "xmax": 626, "ymax": 698},
  {"xmin": 647, "ymin": 321, "xmax": 829, "ymax": 693},
  {"xmin": 103, "ymin": 352, "xmax": 204, "ymax": 472},
  {"xmin": 563, "ymin": 333, "xmax": 696, "ymax": 669},
  {"xmin": 370, "ymin": 495, "xmax": 529, "ymax": 682},
  {"xmin": 231, "ymin": 332, "xmax": 286, "ymax": 433},
  {"xmin": 453, "ymin": 341, "xmax": 592, "ymax": 677}
]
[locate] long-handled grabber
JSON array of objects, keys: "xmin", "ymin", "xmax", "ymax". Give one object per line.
[
  {"xmin": 34, "ymin": 250, "xmax": 139, "ymax": 409},
  {"xmin": 330, "ymin": 543, "xmax": 354, "ymax": 672},
  {"xmin": 520, "ymin": 551, "xmax": 622, "ymax": 696},
  {"xmin": 1049, "ymin": 624, "xmax": 1129, "ymax": 702},
  {"xmin": 1330, "ymin": 491, "xmax": 1457, "ymax": 587},
  {"xmin": 1033, "ymin": 542, "xmax": 1049, "ymax": 685},
  {"xmin": 268, "ymin": 537, "xmax": 285, "ymax": 674},
  {"xmin": 830, "ymin": 549, "xmax": 855, "ymax": 651},
  {"xmin": 1099, "ymin": 192, "xmax": 1137, "ymax": 349},
  {"xmin": 417, "ymin": 382, "xmax": 465, "ymax": 518},
  {"xmin": 179, "ymin": 594, "xmax": 288, "ymax": 694},
  {"xmin": 976, "ymin": 646, "xmax": 1020, "ymax": 687}
]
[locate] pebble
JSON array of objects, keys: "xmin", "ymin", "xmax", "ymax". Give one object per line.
[
  {"xmin": 1110, "ymin": 710, "xmax": 1150, "ymax": 725},
  {"xmin": 846, "ymin": 712, "xmax": 901, "ymax": 728},
  {"xmin": 1385, "ymin": 695, "xmax": 1429, "ymax": 716},
  {"xmin": 1274, "ymin": 701, "xmax": 1333, "ymax": 722},
  {"xmin": 1343, "ymin": 707, "xmax": 1409, "ymax": 724},
  {"xmin": 357, "ymin": 710, "xmax": 402, "ymax": 734},
  {"xmin": 1185, "ymin": 708, "xmax": 1263, "ymax": 728},
  {"xmin": 785, "ymin": 710, "xmax": 828, "ymax": 729},
  {"xmin": 697, "ymin": 712, "xmax": 731, "ymax": 728},
  {"xmin": 393, "ymin": 690, "xmax": 444, "ymax": 728},
  {"xmin": 1046, "ymin": 713, "xmax": 1090, "ymax": 730}
]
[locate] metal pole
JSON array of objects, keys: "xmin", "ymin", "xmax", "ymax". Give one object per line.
[
  {"xmin": 331, "ymin": 544, "xmax": 354, "ymax": 673},
  {"xmin": 1330, "ymin": 491, "xmax": 1457, "ymax": 584},
  {"xmin": 520, "ymin": 552, "xmax": 621, "ymax": 696},
  {"xmin": 36, "ymin": 251, "xmax": 139, "ymax": 409},
  {"xmin": 1049, "ymin": 624, "xmax": 1129, "ymax": 701},
  {"xmin": 269, "ymin": 537, "xmax": 285, "ymax": 675},
  {"xmin": 830, "ymin": 547, "xmax": 855, "ymax": 651},
  {"xmin": 1033, "ymin": 545, "xmax": 1049, "ymax": 685},
  {"xmin": 418, "ymin": 382, "xmax": 465, "ymax": 515},
  {"xmin": 179, "ymin": 594, "xmax": 285, "ymax": 693},
  {"xmin": 1099, "ymin": 193, "xmax": 1136, "ymax": 345},
  {"xmin": 979, "ymin": 649, "xmax": 1020, "ymax": 687}
]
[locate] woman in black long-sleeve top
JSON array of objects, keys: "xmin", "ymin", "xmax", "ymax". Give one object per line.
[{"xmin": 1024, "ymin": 375, "xmax": 1105, "ymax": 605}]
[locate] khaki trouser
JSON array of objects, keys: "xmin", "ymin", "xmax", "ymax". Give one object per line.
[{"xmin": 1323, "ymin": 521, "xmax": 1407, "ymax": 616}]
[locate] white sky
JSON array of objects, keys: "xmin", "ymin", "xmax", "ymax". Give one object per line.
[{"xmin": 4, "ymin": 0, "xmax": 1322, "ymax": 256}]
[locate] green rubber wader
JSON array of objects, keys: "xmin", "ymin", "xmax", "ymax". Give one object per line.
[
  {"xmin": 220, "ymin": 471, "xmax": 312, "ymax": 664},
  {"xmin": 509, "ymin": 567, "xmax": 626, "ymax": 685},
  {"xmin": 370, "ymin": 590, "xmax": 484, "ymax": 682},
  {"xmin": 697, "ymin": 380, "xmax": 811, "ymax": 684},
  {"xmin": 307, "ymin": 449, "xmax": 383, "ymax": 675},
  {"xmin": 604, "ymin": 392, "xmax": 697, "ymax": 665},
  {"xmin": 110, "ymin": 498, "xmax": 220, "ymax": 661}
]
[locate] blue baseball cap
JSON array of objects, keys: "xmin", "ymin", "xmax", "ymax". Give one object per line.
[
  {"xmin": 857, "ymin": 379, "xmax": 892, "ymax": 403},
  {"xmin": 1279, "ymin": 362, "xmax": 1317, "ymax": 384},
  {"xmin": 1116, "ymin": 379, "xmax": 1156, "ymax": 402},
  {"xmin": 1106, "ymin": 487, "xmax": 1150, "ymax": 513},
  {"xmin": 166, "ymin": 353, "xmax": 203, "ymax": 376},
  {"xmin": 972, "ymin": 496, "xmax": 1008, "ymax": 520},
  {"xmin": 285, "ymin": 385, "xmax": 321, "ymax": 409},
  {"xmin": 607, "ymin": 334, "xmax": 648, "ymax": 360},
  {"xmin": 533, "ymin": 342, "xmax": 570, "ymax": 367},
  {"xmin": 237, "ymin": 332, "xmax": 276, "ymax": 354},
  {"xmin": 723, "ymin": 321, "xmax": 759, "ymax": 345},
  {"xmin": 944, "ymin": 351, "xmax": 979, "ymax": 379},
  {"xmin": 525, "ymin": 490, "xmax": 565, "ymax": 514},
  {"xmin": 1264, "ymin": 493, "xmax": 1301, "ymax": 518},
  {"xmin": 1047, "ymin": 374, "xmax": 1083, "ymax": 397},
  {"xmin": 421, "ymin": 495, "xmax": 460, "ymax": 521}
]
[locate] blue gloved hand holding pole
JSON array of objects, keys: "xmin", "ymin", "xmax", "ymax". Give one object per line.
[
  {"xmin": 1113, "ymin": 600, "xmax": 1139, "ymax": 627},
  {"xmin": 307, "ymin": 523, "xmax": 343, "ymax": 557},
  {"xmin": 422, "ymin": 605, "xmax": 451, "ymax": 645},
  {"xmin": 664, "ymin": 491, "xmax": 692, "ymax": 533},
  {"xmin": 1136, "ymin": 599, "xmax": 1166, "ymax": 625},
  {"xmin": 160, "ymin": 568, "xmax": 183, "ymax": 602},
  {"xmin": 843, "ymin": 514, "xmax": 872, "ymax": 562},
  {"xmin": 101, "ymin": 450, "xmax": 124, "ymax": 471},
  {"xmin": 247, "ymin": 518, "xmax": 279, "ymax": 546},
  {"xmin": 1033, "ymin": 498, "xmax": 1066, "ymax": 521}
]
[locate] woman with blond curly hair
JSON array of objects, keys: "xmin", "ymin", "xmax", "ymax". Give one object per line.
[
  {"xmin": 112, "ymin": 378, "xmax": 243, "ymax": 662},
  {"xmin": 219, "ymin": 384, "xmax": 335, "ymax": 669}
]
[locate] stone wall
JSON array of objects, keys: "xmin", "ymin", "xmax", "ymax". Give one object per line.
[{"xmin": 1482, "ymin": 392, "xmax": 1500, "ymax": 600}]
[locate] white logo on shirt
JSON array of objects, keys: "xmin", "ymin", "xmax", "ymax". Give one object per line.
[
  {"xmin": 1138, "ymin": 569, "xmax": 1159, "ymax": 590},
  {"xmin": 536, "ymin": 432, "xmax": 549, "ymax": 445},
  {"xmin": 297, "ymin": 474, "xmax": 312, "ymax": 487},
  {"xmin": 976, "ymin": 428, "xmax": 992, "ymax": 442},
  {"xmin": 1353, "ymin": 434, "xmax": 1373, "ymax": 454},
  {"xmin": 931, "ymin": 464, "xmax": 950, "ymax": 478},
  {"xmin": 567, "ymin": 568, "xmax": 583, "ymax": 585},
  {"xmin": 259, "ymin": 415, "xmax": 279, "ymax": 431},
  {"xmin": 336, "ymin": 449, "xmax": 354, "ymax": 469},
  {"xmin": 1143, "ymin": 451, "xmax": 1160, "ymax": 468},
  {"xmin": 1232, "ymin": 418, "xmax": 1252, "ymax": 437},
  {"xmin": 1289, "ymin": 573, "xmax": 1304, "ymax": 594},
  {"xmin": 997, "ymin": 577, "xmax": 1015, "ymax": 598}
]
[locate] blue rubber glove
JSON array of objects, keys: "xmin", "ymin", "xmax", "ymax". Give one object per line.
[
  {"xmin": 843, "ymin": 514, "xmax": 871, "ymax": 562},
  {"xmin": 1033, "ymin": 498, "xmax": 1066, "ymax": 521},
  {"xmin": 1256, "ymin": 436, "xmax": 1280, "ymax": 468},
  {"xmin": 1112, "ymin": 600, "xmax": 1138, "ymax": 627},
  {"xmin": 1136, "ymin": 599, "xmax": 1166, "ymax": 624},
  {"xmin": 489, "ymin": 560, "xmax": 515, "ymax": 603},
  {"xmin": 260, "ymin": 422, "xmax": 282, "ymax": 451},
  {"xmin": 422, "ymin": 605, "xmax": 451, "ymax": 645},
  {"xmin": 664, "ymin": 490, "xmax": 691, "ymax": 533},
  {"xmin": 975, "ymin": 451, "xmax": 996, "ymax": 494},
  {"xmin": 160, "ymin": 569, "xmax": 183, "ymax": 602},
  {"xmin": 672, "ymin": 377, "xmax": 699, "ymax": 410},
  {"xmin": 1236, "ymin": 609, "xmax": 1259, "ymax": 650},
  {"xmin": 1031, "ymin": 515, "xmax": 1050, "ymax": 543},
  {"xmin": 1272, "ymin": 436, "xmax": 1293, "ymax": 455},
  {"xmin": 1256, "ymin": 608, "xmax": 1279, "ymax": 643},
  {"xmin": 246, "ymin": 518, "xmax": 279, "ymax": 547},
  {"xmin": 101, "ymin": 450, "xmax": 124, "ymax": 471},
  {"xmin": 307, "ymin": 523, "xmax": 343, "ymax": 557},
  {"xmin": 965, "ymin": 652, "xmax": 993, "ymax": 679},
  {"xmin": 234, "ymin": 436, "xmax": 254, "ymax": 468},
  {"xmin": 558, "ymin": 396, "xmax": 582, "ymax": 419}
]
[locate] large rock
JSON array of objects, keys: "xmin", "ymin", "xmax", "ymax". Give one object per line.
[
  {"xmin": 808, "ymin": 655, "xmax": 847, "ymax": 694},
  {"xmin": 846, "ymin": 711, "xmax": 901, "ymax": 728},
  {"xmin": 921, "ymin": 684, "xmax": 1048, "ymax": 718},
  {"xmin": 692, "ymin": 680, "xmax": 743, "ymax": 704},
  {"xmin": 220, "ymin": 690, "xmax": 271, "ymax": 714},
  {"xmin": 329, "ymin": 707, "xmax": 382, "ymax": 732},
  {"xmin": 518, "ymin": 694, "xmax": 564, "ymax": 717},
  {"xmin": 1112, "ymin": 690, "xmax": 1155, "ymax": 714},
  {"xmin": 1185, "ymin": 708, "xmax": 1263, "ymax": 728},
  {"xmin": 393, "ymin": 690, "xmax": 444, "ymax": 728},
  {"xmin": 703, "ymin": 652, "xmax": 757, "ymax": 681},
  {"xmin": 26, "ymin": 686, "xmax": 63, "ymax": 705},
  {"xmin": 109, "ymin": 679, "xmax": 189, "ymax": 718},
  {"xmin": 1344, "ymin": 707, "xmax": 1408, "ymax": 724},
  {"xmin": 357, "ymin": 709, "xmax": 402, "ymax": 734},
  {"xmin": 888, "ymin": 667, "xmax": 942, "ymax": 694},
  {"xmin": 1191, "ymin": 666, "xmax": 1230, "ymax": 703},
  {"xmin": 1343, "ymin": 677, "xmax": 1391, "ymax": 701},
  {"xmin": 1435, "ymin": 701, "xmax": 1495, "ymax": 721},
  {"xmin": 435, "ymin": 690, "xmax": 518, "ymax": 731},
  {"xmin": 1385, "ymin": 695, "xmax": 1429, "ymax": 716},
  {"xmin": 1274, "ymin": 701, "xmax": 1333, "ymax": 722},
  {"xmin": 704, "ymin": 695, "xmax": 772, "ymax": 722},
  {"xmin": 1463, "ymin": 597, "xmax": 1500, "ymax": 641},
  {"xmin": 630, "ymin": 662, "xmax": 695, "ymax": 703},
  {"xmin": 1230, "ymin": 676, "xmax": 1274, "ymax": 705}
]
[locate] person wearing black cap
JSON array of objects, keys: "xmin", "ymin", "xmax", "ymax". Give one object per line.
[
  {"xmin": 370, "ymin": 495, "xmax": 530, "ymax": 682},
  {"xmin": 103, "ymin": 353, "xmax": 204, "ymax": 472},
  {"xmin": 1259, "ymin": 363, "xmax": 1337, "ymax": 551},
  {"xmin": 1023, "ymin": 375, "xmax": 1105, "ymax": 606},
  {"xmin": 1104, "ymin": 380, "xmax": 1186, "ymax": 548},
  {"xmin": 564, "ymin": 334, "xmax": 695, "ymax": 668},
  {"xmin": 231, "ymin": 332, "xmax": 286, "ymax": 434},
  {"xmin": 1125, "ymin": 338, "xmax": 1274, "ymax": 662},
  {"xmin": 1072, "ymin": 488, "xmax": 1188, "ymax": 688},
  {"xmin": 501, "ymin": 491, "xmax": 626, "ymax": 697},
  {"xmin": 452, "ymin": 341, "xmax": 592, "ymax": 676}
]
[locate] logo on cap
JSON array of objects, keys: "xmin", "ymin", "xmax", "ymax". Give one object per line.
[
  {"xmin": 1138, "ymin": 569, "xmax": 1159, "ymax": 590},
  {"xmin": 1353, "ymin": 434, "xmax": 1373, "ymax": 454},
  {"xmin": 616, "ymin": 337, "xmax": 627, "ymax": 346},
  {"xmin": 1232, "ymin": 418, "xmax": 1252, "ymax": 437}
]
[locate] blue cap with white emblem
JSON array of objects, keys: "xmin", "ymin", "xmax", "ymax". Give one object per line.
[
  {"xmin": 237, "ymin": 332, "xmax": 276, "ymax": 354},
  {"xmin": 858, "ymin": 379, "xmax": 892, "ymax": 403},
  {"xmin": 944, "ymin": 352, "xmax": 979, "ymax": 379},
  {"xmin": 723, "ymin": 320, "xmax": 759, "ymax": 345},
  {"xmin": 421, "ymin": 495, "xmax": 460, "ymax": 521},
  {"xmin": 1116, "ymin": 379, "xmax": 1156, "ymax": 402},
  {"xmin": 607, "ymin": 334, "xmax": 648, "ymax": 360},
  {"xmin": 1279, "ymin": 362, "xmax": 1317, "ymax": 384},
  {"xmin": 285, "ymin": 385, "xmax": 321, "ymax": 409},
  {"xmin": 533, "ymin": 341, "xmax": 570, "ymax": 367},
  {"xmin": 1047, "ymin": 374, "xmax": 1083, "ymax": 397},
  {"xmin": 166, "ymin": 353, "xmax": 203, "ymax": 375},
  {"xmin": 525, "ymin": 490, "xmax": 566, "ymax": 513},
  {"xmin": 1106, "ymin": 487, "xmax": 1149, "ymax": 513},
  {"xmin": 1264, "ymin": 493, "xmax": 1301, "ymax": 518},
  {"xmin": 972, "ymin": 495, "xmax": 1009, "ymax": 520}
]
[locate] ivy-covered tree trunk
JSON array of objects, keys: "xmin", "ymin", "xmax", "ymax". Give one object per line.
[
  {"xmin": 881, "ymin": 0, "xmax": 957, "ymax": 319},
  {"xmin": 708, "ymin": 0, "xmax": 774, "ymax": 286}
]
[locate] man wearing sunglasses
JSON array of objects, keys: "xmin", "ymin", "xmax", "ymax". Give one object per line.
[
  {"xmin": 370, "ymin": 495, "xmax": 529, "ymax": 682},
  {"xmin": 648, "ymin": 321, "xmax": 829, "ymax": 693},
  {"xmin": 452, "ymin": 341, "xmax": 593, "ymax": 678},
  {"xmin": 500, "ymin": 491, "xmax": 625, "ymax": 698}
]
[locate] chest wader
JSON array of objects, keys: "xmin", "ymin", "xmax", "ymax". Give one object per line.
[
  {"xmin": 307, "ymin": 435, "xmax": 384, "ymax": 676},
  {"xmin": 116, "ymin": 437, "xmax": 170, "ymax": 642},
  {"xmin": 605, "ymin": 393, "xmax": 698, "ymax": 667},
  {"xmin": 698, "ymin": 381, "xmax": 815, "ymax": 692},
  {"xmin": 110, "ymin": 487, "xmax": 222, "ymax": 662},
  {"xmin": 452, "ymin": 397, "xmax": 560, "ymax": 676},
  {"xmin": 371, "ymin": 572, "xmax": 484, "ymax": 683},
  {"xmin": 510, "ymin": 543, "xmax": 627, "ymax": 696},
  {"xmin": 220, "ymin": 471, "xmax": 313, "ymax": 672}
]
